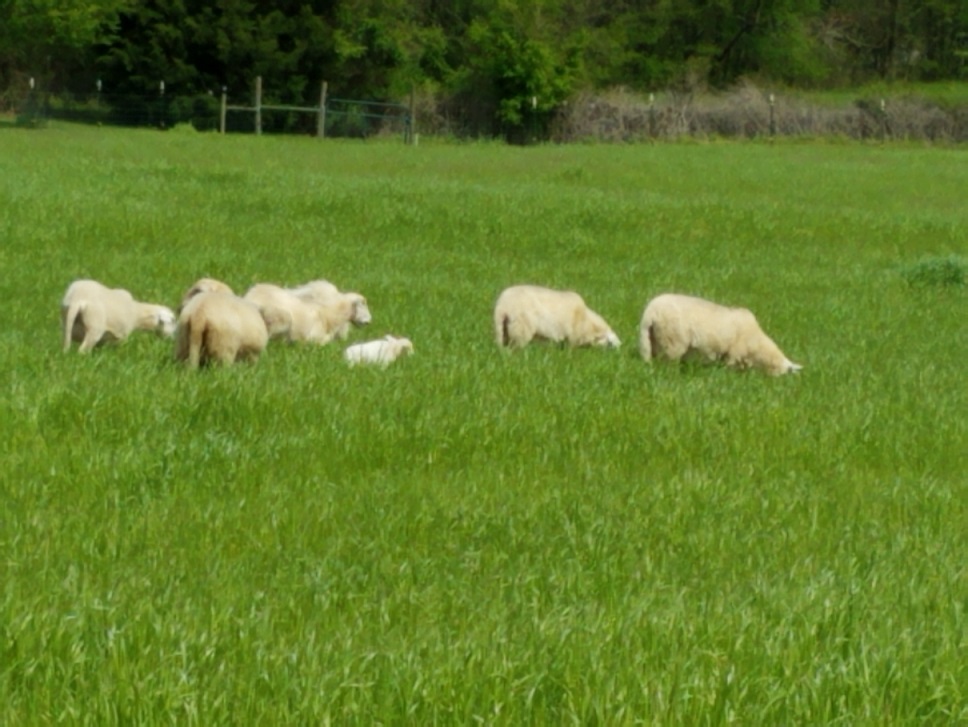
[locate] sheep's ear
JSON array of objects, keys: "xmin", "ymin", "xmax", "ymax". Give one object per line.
[{"xmin": 787, "ymin": 361, "xmax": 803, "ymax": 373}]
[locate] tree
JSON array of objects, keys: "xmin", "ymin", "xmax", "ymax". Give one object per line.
[
  {"xmin": 0, "ymin": 0, "xmax": 127, "ymax": 91},
  {"xmin": 455, "ymin": 1, "xmax": 582, "ymax": 141}
]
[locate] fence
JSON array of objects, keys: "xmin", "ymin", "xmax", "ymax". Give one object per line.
[
  {"xmin": 12, "ymin": 79, "xmax": 221, "ymax": 131},
  {"xmin": 220, "ymin": 76, "xmax": 415, "ymax": 142},
  {"xmin": 10, "ymin": 76, "xmax": 416, "ymax": 141},
  {"xmin": 8, "ymin": 76, "xmax": 967, "ymax": 143}
]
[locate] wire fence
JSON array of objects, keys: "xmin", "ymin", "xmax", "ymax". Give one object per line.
[
  {"xmin": 9, "ymin": 77, "xmax": 968, "ymax": 143},
  {"xmin": 12, "ymin": 79, "xmax": 414, "ymax": 141}
]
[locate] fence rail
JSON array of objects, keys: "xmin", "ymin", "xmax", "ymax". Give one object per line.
[{"xmin": 220, "ymin": 76, "xmax": 414, "ymax": 142}]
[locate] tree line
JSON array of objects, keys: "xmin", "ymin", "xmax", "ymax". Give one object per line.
[{"xmin": 3, "ymin": 0, "xmax": 966, "ymax": 138}]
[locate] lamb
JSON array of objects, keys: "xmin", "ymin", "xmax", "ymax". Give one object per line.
[
  {"xmin": 286, "ymin": 279, "xmax": 372, "ymax": 339},
  {"xmin": 179, "ymin": 277, "xmax": 234, "ymax": 310},
  {"xmin": 493, "ymin": 284, "xmax": 621, "ymax": 349},
  {"xmin": 243, "ymin": 282, "xmax": 371, "ymax": 345},
  {"xmin": 639, "ymin": 293, "xmax": 802, "ymax": 376},
  {"xmin": 61, "ymin": 279, "xmax": 176, "ymax": 353},
  {"xmin": 344, "ymin": 335, "xmax": 414, "ymax": 367},
  {"xmin": 174, "ymin": 291, "xmax": 280, "ymax": 368}
]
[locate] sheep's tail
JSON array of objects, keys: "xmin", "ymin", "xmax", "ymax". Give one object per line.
[
  {"xmin": 499, "ymin": 313, "xmax": 511, "ymax": 347},
  {"xmin": 639, "ymin": 320, "xmax": 655, "ymax": 361},
  {"xmin": 187, "ymin": 317, "xmax": 205, "ymax": 369},
  {"xmin": 62, "ymin": 300, "xmax": 84, "ymax": 352}
]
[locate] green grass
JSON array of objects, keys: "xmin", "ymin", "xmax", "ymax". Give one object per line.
[
  {"xmin": 795, "ymin": 80, "xmax": 968, "ymax": 107},
  {"xmin": 1, "ymin": 123, "xmax": 966, "ymax": 724}
]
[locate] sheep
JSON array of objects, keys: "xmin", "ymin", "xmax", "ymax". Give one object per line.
[
  {"xmin": 287, "ymin": 279, "xmax": 372, "ymax": 339},
  {"xmin": 639, "ymin": 293, "xmax": 802, "ymax": 376},
  {"xmin": 344, "ymin": 335, "xmax": 414, "ymax": 367},
  {"xmin": 243, "ymin": 282, "xmax": 370, "ymax": 345},
  {"xmin": 61, "ymin": 279, "xmax": 176, "ymax": 353},
  {"xmin": 493, "ymin": 284, "xmax": 621, "ymax": 350},
  {"xmin": 173, "ymin": 291, "xmax": 280, "ymax": 368},
  {"xmin": 179, "ymin": 277, "xmax": 234, "ymax": 311},
  {"xmin": 287, "ymin": 279, "xmax": 341, "ymax": 304}
]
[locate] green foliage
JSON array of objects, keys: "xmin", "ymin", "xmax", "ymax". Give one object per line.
[
  {"xmin": 5, "ymin": 0, "xmax": 967, "ymax": 136},
  {"xmin": 754, "ymin": 15, "xmax": 831, "ymax": 86},
  {"xmin": 901, "ymin": 255, "xmax": 967, "ymax": 287},
  {"xmin": 1, "ymin": 126, "xmax": 967, "ymax": 722},
  {"xmin": 0, "ymin": 0, "xmax": 126, "ymax": 88},
  {"xmin": 463, "ymin": 19, "xmax": 580, "ymax": 141}
]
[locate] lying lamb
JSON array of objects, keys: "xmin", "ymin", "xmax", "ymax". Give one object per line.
[
  {"xmin": 174, "ymin": 291, "xmax": 279, "ymax": 368},
  {"xmin": 639, "ymin": 293, "xmax": 802, "ymax": 375},
  {"xmin": 179, "ymin": 277, "xmax": 234, "ymax": 311},
  {"xmin": 344, "ymin": 335, "xmax": 414, "ymax": 367},
  {"xmin": 286, "ymin": 279, "xmax": 372, "ymax": 339},
  {"xmin": 494, "ymin": 284, "xmax": 621, "ymax": 349},
  {"xmin": 61, "ymin": 279, "xmax": 176, "ymax": 353},
  {"xmin": 244, "ymin": 282, "xmax": 370, "ymax": 345}
]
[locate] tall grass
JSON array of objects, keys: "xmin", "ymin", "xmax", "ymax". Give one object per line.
[{"xmin": 1, "ymin": 124, "xmax": 966, "ymax": 724}]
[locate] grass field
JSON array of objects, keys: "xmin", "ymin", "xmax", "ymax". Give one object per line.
[{"xmin": 1, "ymin": 124, "xmax": 966, "ymax": 724}]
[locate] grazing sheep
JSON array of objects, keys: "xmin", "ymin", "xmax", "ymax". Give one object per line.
[
  {"xmin": 287, "ymin": 279, "xmax": 341, "ymax": 304},
  {"xmin": 287, "ymin": 279, "xmax": 372, "ymax": 339},
  {"xmin": 244, "ymin": 283, "xmax": 370, "ymax": 345},
  {"xmin": 241, "ymin": 284, "xmax": 301, "ymax": 339},
  {"xmin": 61, "ymin": 279, "xmax": 176, "ymax": 353},
  {"xmin": 179, "ymin": 277, "xmax": 234, "ymax": 311},
  {"xmin": 344, "ymin": 335, "xmax": 414, "ymax": 367},
  {"xmin": 494, "ymin": 284, "xmax": 621, "ymax": 349},
  {"xmin": 174, "ymin": 292, "xmax": 276, "ymax": 368},
  {"xmin": 639, "ymin": 293, "xmax": 802, "ymax": 376}
]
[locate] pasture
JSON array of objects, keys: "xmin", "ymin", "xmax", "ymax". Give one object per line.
[{"xmin": 1, "ymin": 125, "xmax": 966, "ymax": 724}]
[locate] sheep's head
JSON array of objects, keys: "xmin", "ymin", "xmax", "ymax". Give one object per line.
[
  {"xmin": 155, "ymin": 307, "xmax": 177, "ymax": 337},
  {"xmin": 783, "ymin": 359, "xmax": 803, "ymax": 375},
  {"xmin": 600, "ymin": 330, "xmax": 621, "ymax": 348},
  {"xmin": 394, "ymin": 337, "xmax": 414, "ymax": 356},
  {"xmin": 584, "ymin": 310, "xmax": 621, "ymax": 348},
  {"xmin": 348, "ymin": 294, "xmax": 372, "ymax": 326}
]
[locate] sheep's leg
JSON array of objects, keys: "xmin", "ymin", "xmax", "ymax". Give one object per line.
[
  {"xmin": 504, "ymin": 317, "xmax": 533, "ymax": 348},
  {"xmin": 654, "ymin": 327, "xmax": 690, "ymax": 362},
  {"xmin": 217, "ymin": 345, "xmax": 240, "ymax": 364},
  {"xmin": 77, "ymin": 308, "xmax": 106, "ymax": 353}
]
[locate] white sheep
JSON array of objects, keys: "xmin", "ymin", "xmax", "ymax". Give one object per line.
[
  {"xmin": 61, "ymin": 279, "xmax": 176, "ymax": 353},
  {"xmin": 179, "ymin": 277, "xmax": 234, "ymax": 311},
  {"xmin": 287, "ymin": 279, "xmax": 341, "ymax": 304},
  {"xmin": 344, "ymin": 335, "xmax": 414, "ymax": 367},
  {"xmin": 287, "ymin": 279, "xmax": 372, "ymax": 339},
  {"xmin": 244, "ymin": 282, "xmax": 370, "ymax": 345},
  {"xmin": 174, "ymin": 291, "xmax": 278, "ymax": 368},
  {"xmin": 494, "ymin": 284, "xmax": 621, "ymax": 349},
  {"xmin": 639, "ymin": 293, "xmax": 802, "ymax": 376}
]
